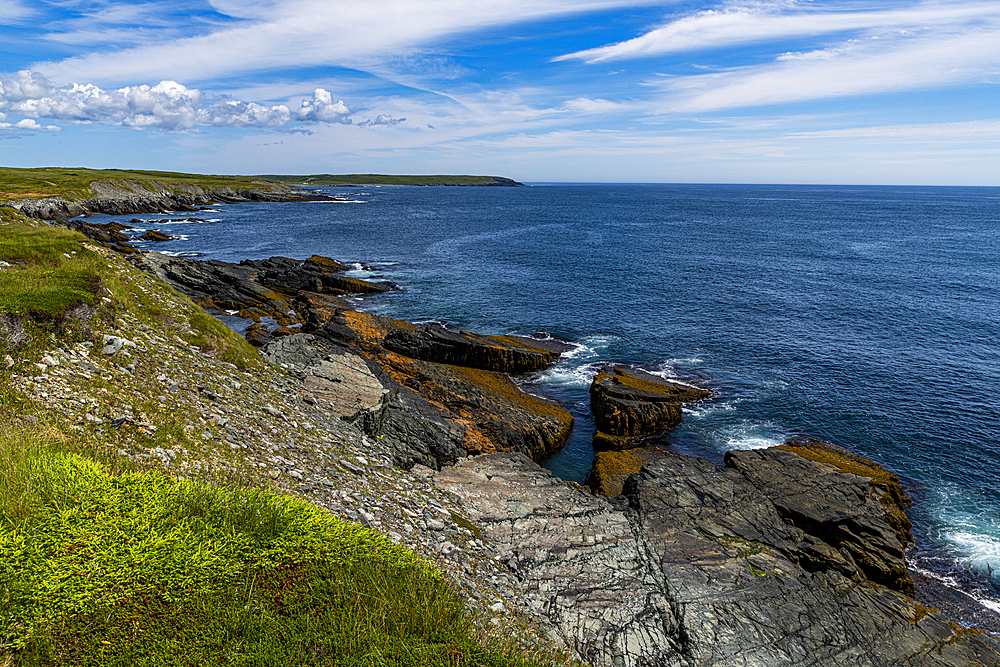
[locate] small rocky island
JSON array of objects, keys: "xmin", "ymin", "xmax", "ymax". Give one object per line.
[{"xmin": 7, "ymin": 177, "xmax": 1000, "ymax": 666}]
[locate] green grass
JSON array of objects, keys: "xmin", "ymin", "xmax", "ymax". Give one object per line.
[
  {"xmin": 0, "ymin": 219, "xmax": 102, "ymax": 317},
  {"xmin": 0, "ymin": 213, "xmax": 261, "ymax": 368},
  {"xmin": 257, "ymin": 175, "xmax": 521, "ymax": 187},
  {"xmin": 0, "ymin": 422, "xmax": 538, "ymax": 666},
  {"xmin": 0, "ymin": 167, "xmax": 287, "ymax": 203}
]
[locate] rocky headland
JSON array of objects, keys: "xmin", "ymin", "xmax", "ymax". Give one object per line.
[
  {"xmin": 4, "ymin": 176, "xmax": 342, "ymax": 221},
  {"xmin": 5, "ymin": 192, "xmax": 1000, "ymax": 666}
]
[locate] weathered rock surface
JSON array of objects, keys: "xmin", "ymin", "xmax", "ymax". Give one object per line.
[
  {"xmin": 140, "ymin": 253, "xmax": 393, "ymax": 339},
  {"xmin": 725, "ymin": 446, "xmax": 913, "ymax": 594},
  {"xmin": 589, "ymin": 444, "xmax": 672, "ymax": 497},
  {"xmin": 383, "ymin": 324, "xmax": 566, "ymax": 373},
  {"xmin": 437, "ymin": 448, "xmax": 1000, "ymax": 667},
  {"xmin": 590, "ymin": 367, "xmax": 710, "ymax": 450},
  {"xmin": 316, "ymin": 310, "xmax": 573, "ymax": 463},
  {"xmin": 263, "ymin": 333, "xmax": 467, "ymax": 469},
  {"xmin": 138, "ymin": 229, "xmax": 177, "ymax": 242},
  {"xmin": 264, "ymin": 334, "xmax": 388, "ymax": 425},
  {"xmin": 434, "ymin": 453, "xmax": 679, "ymax": 665}
]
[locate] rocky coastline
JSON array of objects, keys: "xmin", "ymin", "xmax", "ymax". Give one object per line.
[
  {"xmin": 3, "ymin": 177, "xmax": 340, "ymax": 221},
  {"xmin": 9, "ymin": 198, "xmax": 1000, "ymax": 665}
]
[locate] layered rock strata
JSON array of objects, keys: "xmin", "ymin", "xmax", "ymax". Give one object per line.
[
  {"xmin": 590, "ymin": 367, "xmax": 711, "ymax": 448},
  {"xmin": 138, "ymin": 249, "xmax": 574, "ymax": 470},
  {"xmin": 436, "ymin": 447, "xmax": 1000, "ymax": 667},
  {"xmin": 588, "ymin": 367, "xmax": 711, "ymax": 496}
]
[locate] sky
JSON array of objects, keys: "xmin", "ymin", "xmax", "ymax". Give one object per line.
[{"xmin": 0, "ymin": 0, "xmax": 999, "ymax": 184}]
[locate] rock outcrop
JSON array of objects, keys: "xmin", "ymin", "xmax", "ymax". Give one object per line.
[
  {"xmin": 315, "ymin": 310, "xmax": 574, "ymax": 465},
  {"xmin": 383, "ymin": 324, "xmax": 565, "ymax": 373},
  {"xmin": 436, "ymin": 446, "xmax": 1000, "ymax": 667},
  {"xmin": 140, "ymin": 253, "xmax": 393, "ymax": 337},
  {"xmin": 590, "ymin": 367, "xmax": 710, "ymax": 450}
]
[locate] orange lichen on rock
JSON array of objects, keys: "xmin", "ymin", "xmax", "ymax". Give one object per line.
[
  {"xmin": 590, "ymin": 446, "xmax": 670, "ymax": 497},
  {"xmin": 777, "ymin": 435, "xmax": 913, "ymax": 546}
]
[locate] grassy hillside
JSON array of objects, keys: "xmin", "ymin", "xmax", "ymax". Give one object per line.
[
  {"xmin": 259, "ymin": 174, "xmax": 522, "ymax": 186},
  {"xmin": 0, "ymin": 212, "xmax": 556, "ymax": 666},
  {"xmin": 0, "ymin": 167, "xmax": 283, "ymax": 203}
]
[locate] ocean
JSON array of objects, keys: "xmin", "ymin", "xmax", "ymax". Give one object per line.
[{"xmin": 91, "ymin": 182, "xmax": 1000, "ymax": 615}]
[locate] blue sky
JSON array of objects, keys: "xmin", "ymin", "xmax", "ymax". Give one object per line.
[{"xmin": 1, "ymin": 0, "xmax": 998, "ymax": 184}]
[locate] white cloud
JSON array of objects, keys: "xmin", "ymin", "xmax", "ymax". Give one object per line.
[
  {"xmin": 0, "ymin": 0, "xmax": 31, "ymax": 25},
  {"xmin": 0, "ymin": 71, "xmax": 355, "ymax": 130},
  {"xmin": 558, "ymin": 1, "xmax": 1000, "ymax": 62},
  {"xmin": 296, "ymin": 88, "xmax": 352, "ymax": 124},
  {"xmin": 789, "ymin": 119, "xmax": 1000, "ymax": 140},
  {"xmin": 0, "ymin": 118, "xmax": 61, "ymax": 132},
  {"xmin": 656, "ymin": 27, "xmax": 1000, "ymax": 111},
  {"xmin": 34, "ymin": 0, "xmax": 663, "ymax": 86},
  {"xmin": 562, "ymin": 97, "xmax": 628, "ymax": 113},
  {"xmin": 357, "ymin": 114, "xmax": 406, "ymax": 127}
]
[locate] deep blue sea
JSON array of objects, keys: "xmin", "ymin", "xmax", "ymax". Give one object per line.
[{"xmin": 89, "ymin": 183, "xmax": 1000, "ymax": 611}]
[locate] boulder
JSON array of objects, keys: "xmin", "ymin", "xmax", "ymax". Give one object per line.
[
  {"xmin": 590, "ymin": 367, "xmax": 710, "ymax": 450},
  {"xmin": 138, "ymin": 229, "xmax": 176, "ymax": 242}
]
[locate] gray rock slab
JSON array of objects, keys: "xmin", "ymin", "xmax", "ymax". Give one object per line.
[{"xmin": 434, "ymin": 453, "xmax": 684, "ymax": 667}]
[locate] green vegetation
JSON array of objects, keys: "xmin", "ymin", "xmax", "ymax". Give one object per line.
[
  {"xmin": 0, "ymin": 422, "xmax": 531, "ymax": 666},
  {"xmin": 0, "ymin": 219, "xmax": 102, "ymax": 317},
  {"xmin": 0, "ymin": 214, "xmax": 553, "ymax": 666},
  {"xmin": 259, "ymin": 174, "xmax": 521, "ymax": 187},
  {"xmin": 0, "ymin": 167, "xmax": 283, "ymax": 203}
]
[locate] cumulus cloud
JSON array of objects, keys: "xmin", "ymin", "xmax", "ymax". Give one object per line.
[
  {"xmin": 357, "ymin": 114, "xmax": 406, "ymax": 127},
  {"xmin": 296, "ymin": 88, "xmax": 352, "ymax": 124},
  {"xmin": 0, "ymin": 71, "xmax": 357, "ymax": 130},
  {"xmin": 0, "ymin": 118, "xmax": 61, "ymax": 132}
]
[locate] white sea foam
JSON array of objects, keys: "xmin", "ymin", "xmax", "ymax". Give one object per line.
[
  {"xmin": 716, "ymin": 421, "xmax": 786, "ymax": 451},
  {"xmin": 538, "ymin": 362, "xmax": 603, "ymax": 389},
  {"xmin": 910, "ymin": 558, "xmax": 1000, "ymax": 615},
  {"xmin": 944, "ymin": 530, "xmax": 1000, "ymax": 574},
  {"xmin": 306, "ymin": 199, "xmax": 365, "ymax": 204},
  {"xmin": 647, "ymin": 367, "xmax": 704, "ymax": 391}
]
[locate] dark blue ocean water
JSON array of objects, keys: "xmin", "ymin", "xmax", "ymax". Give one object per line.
[{"xmin": 90, "ymin": 183, "xmax": 1000, "ymax": 607}]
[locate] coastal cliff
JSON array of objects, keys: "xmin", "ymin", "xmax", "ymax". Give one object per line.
[
  {"xmin": 6, "ymin": 177, "xmax": 332, "ymax": 220},
  {"xmin": 3, "ymin": 196, "xmax": 999, "ymax": 665}
]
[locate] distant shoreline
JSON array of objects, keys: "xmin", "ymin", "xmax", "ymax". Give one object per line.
[{"xmin": 257, "ymin": 174, "xmax": 524, "ymax": 187}]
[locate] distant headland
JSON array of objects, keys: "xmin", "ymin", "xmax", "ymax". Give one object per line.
[{"xmin": 258, "ymin": 173, "xmax": 524, "ymax": 187}]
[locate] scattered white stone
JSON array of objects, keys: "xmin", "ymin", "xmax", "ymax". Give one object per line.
[
  {"xmin": 101, "ymin": 335, "xmax": 123, "ymax": 356},
  {"xmin": 41, "ymin": 355, "xmax": 58, "ymax": 367},
  {"xmin": 5, "ymin": 355, "xmax": 15, "ymax": 368}
]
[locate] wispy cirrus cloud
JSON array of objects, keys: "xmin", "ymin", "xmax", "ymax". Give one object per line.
[
  {"xmin": 34, "ymin": 0, "xmax": 664, "ymax": 86},
  {"xmin": 0, "ymin": 71, "xmax": 352, "ymax": 130},
  {"xmin": 656, "ymin": 27, "xmax": 1000, "ymax": 111},
  {"xmin": 557, "ymin": 1, "xmax": 1000, "ymax": 62},
  {"xmin": 0, "ymin": 0, "xmax": 32, "ymax": 25}
]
